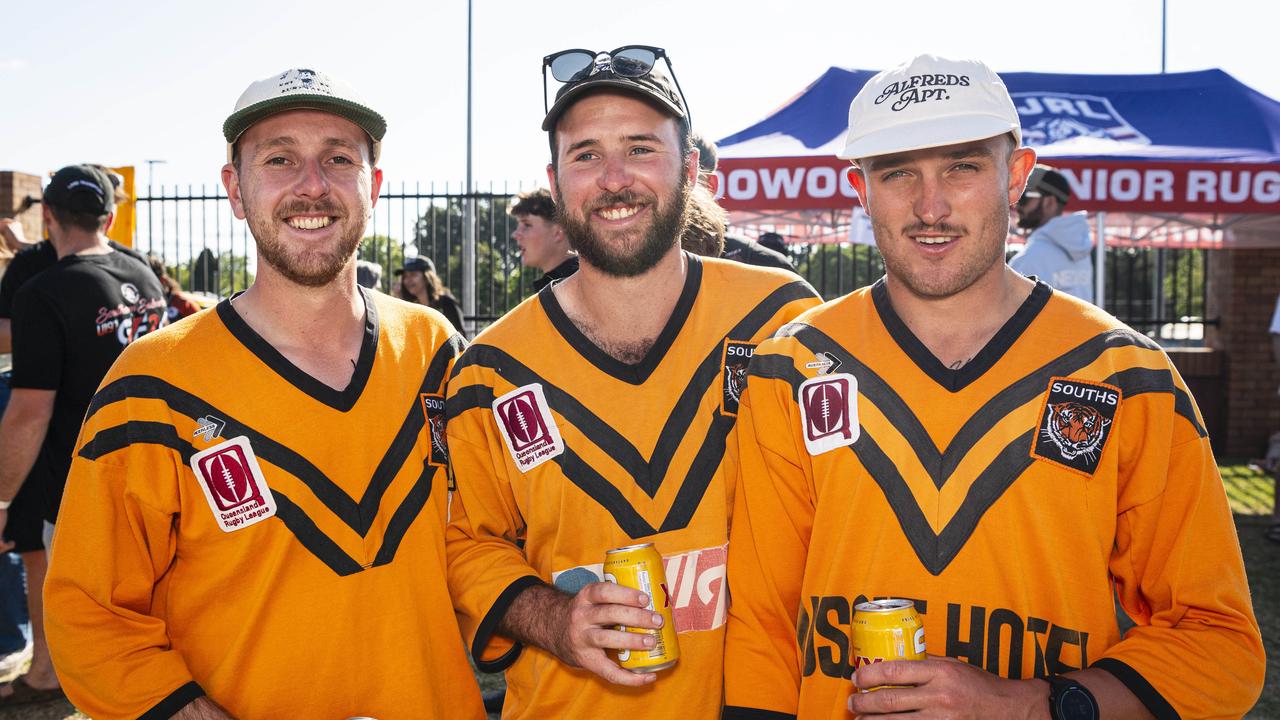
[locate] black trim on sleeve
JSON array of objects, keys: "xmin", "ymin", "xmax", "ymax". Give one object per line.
[
  {"xmin": 138, "ymin": 681, "xmax": 206, "ymax": 720},
  {"xmin": 472, "ymin": 575, "xmax": 544, "ymax": 673},
  {"xmin": 1091, "ymin": 658, "xmax": 1181, "ymax": 720},
  {"xmin": 538, "ymin": 252, "xmax": 702, "ymax": 385},
  {"xmin": 216, "ymin": 285, "xmax": 379, "ymax": 412},
  {"xmin": 722, "ymin": 707, "xmax": 797, "ymax": 720}
]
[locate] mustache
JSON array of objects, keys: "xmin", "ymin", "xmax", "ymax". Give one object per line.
[
  {"xmin": 276, "ymin": 200, "xmax": 344, "ymax": 219},
  {"xmin": 902, "ymin": 221, "xmax": 966, "ymax": 236},
  {"xmin": 587, "ymin": 190, "xmax": 650, "ymax": 213}
]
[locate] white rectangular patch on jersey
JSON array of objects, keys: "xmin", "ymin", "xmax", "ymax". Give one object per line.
[
  {"xmin": 189, "ymin": 436, "xmax": 278, "ymax": 532},
  {"xmin": 798, "ymin": 373, "xmax": 860, "ymax": 455},
  {"xmin": 492, "ymin": 383, "xmax": 565, "ymax": 472}
]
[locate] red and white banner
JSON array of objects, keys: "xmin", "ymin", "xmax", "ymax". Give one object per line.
[{"xmin": 714, "ymin": 156, "xmax": 1280, "ymax": 214}]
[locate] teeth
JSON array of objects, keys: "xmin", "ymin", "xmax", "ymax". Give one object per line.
[
  {"xmin": 287, "ymin": 216, "xmax": 333, "ymax": 230},
  {"xmin": 916, "ymin": 236, "xmax": 953, "ymax": 245},
  {"xmin": 599, "ymin": 206, "xmax": 639, "ymax": 221}
]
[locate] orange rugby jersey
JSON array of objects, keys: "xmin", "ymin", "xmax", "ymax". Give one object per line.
[
  {"xmin": 724, "ymin": 280, "xmax": 1263, "ymax": 720},
  {"xmin": 445, "ymin": 254, "xmax": 820, "ymax": 720},
  {"xmin": 44, "ymin": 290, "xmax": 485, "ymax": 720}
]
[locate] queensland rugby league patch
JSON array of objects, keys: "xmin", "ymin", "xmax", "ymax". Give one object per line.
[
  {"xmin": 797, "ymin": 373, "xmax": 860, "ymax": 455},
  {"xmin": 1032, "ymin": 377, "xmax": 1121, "ymax": 476},
  {"xmin": 189, "ymin": 437, "xmax": 277, "ymax": 532}
]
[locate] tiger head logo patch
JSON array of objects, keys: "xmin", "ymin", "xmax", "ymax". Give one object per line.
[
  {"xmin": 1032, "ymin": 377, "xmax": 1121, "ymax": 475},
  {"xmin": 420, "ymin": 394, "xmax": 449, "ymax": 467},
  {"xmin": 720, "ymin": 340, "xmax": 756, "ymax": 416}
]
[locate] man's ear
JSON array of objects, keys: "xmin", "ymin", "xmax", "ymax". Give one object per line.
[
  {"xmin": 222, "ymin": 163, "xmax": 247, "ymax": 221},
  {"xmin": 845, "ymin": 166, "xmax": 868, "ymax": 208},
  {"xmin": 1007, "ymin": 147, "xmax": 1038, "ymax": 206},
  {"xmin": 705, "ymin": 172, "xmax": 720, "ymax": 197}
]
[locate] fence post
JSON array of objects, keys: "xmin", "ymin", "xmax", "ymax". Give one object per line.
[{"xmin": 1094, "ymin": 211, "xmax": 1107, "ymax": 307}]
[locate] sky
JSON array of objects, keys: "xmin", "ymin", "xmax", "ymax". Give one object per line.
[{"xmin": 4, "ymin": 0, "xmax": 1279, "ymax": 193}]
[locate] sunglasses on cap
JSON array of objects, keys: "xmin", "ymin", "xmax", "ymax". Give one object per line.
[{"xmin": 541, "ymin": 44, "xmax": 692, "ymax": 125}]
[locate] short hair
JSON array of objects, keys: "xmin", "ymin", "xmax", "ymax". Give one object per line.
[
  {"xmin": 691, "ymin": 132, "xmax": 717, "ymax": 174},
  {"xmin": 509, "ymin": 188, "xmax": 557, "ymax": 221},
  {"xmin": 47, "ymin": 203, "xmax": 108, "ymax": 234}
]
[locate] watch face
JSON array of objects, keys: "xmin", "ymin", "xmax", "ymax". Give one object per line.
[{"xmin": 1057, "ymin": 686, "xmax": 1099, "ymax": 720}]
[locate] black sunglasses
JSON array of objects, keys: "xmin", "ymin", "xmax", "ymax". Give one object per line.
[{"xmin": 541, "ymin": 45, "xmax": 691, "ymax": 125}]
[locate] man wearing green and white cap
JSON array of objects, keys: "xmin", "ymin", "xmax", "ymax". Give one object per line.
[
  {"xmin": 44, "ymin": 68, "xmax": 485, "ymax": 719},
  {"xmin": 724, "ymin": 55, "xmax": 1262, "ymax": 719}
]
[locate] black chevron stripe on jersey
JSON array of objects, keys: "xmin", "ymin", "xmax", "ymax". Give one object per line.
[
  {"xmin": 77, "ymin": 420, "xmax": 372, "ymax": 576},
  {"xmin": 447, "ymin": 282, "xmax": 816, "ymax": 536},
  {"xmin": 751, "ymin": 325, "xmax": 1203, "ymax": 575},
  {"xmin": 75, "ymin": 338, "xmax": 462, "ymax": 576}
]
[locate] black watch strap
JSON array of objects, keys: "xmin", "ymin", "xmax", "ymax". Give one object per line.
[{"xmin": 1048, "ymin": 675, "xmax": 1100, "ymax": 720}]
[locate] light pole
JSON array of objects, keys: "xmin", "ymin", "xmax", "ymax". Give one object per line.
[
  {"xmin": 461, "ymin": 0, "xmax": 477, "ymax": 337},
  {"xmin": 144, "ymin": 159, "xmax": 167, "ymax": 195}
]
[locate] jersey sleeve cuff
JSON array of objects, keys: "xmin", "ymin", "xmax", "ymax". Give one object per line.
[
  {"xmin": 1091, "ymin": 657, "xmax": 1180, "ymax": 720},
  {"xmin": 472, "ymin": 574, "xmax": 543, "ymax": 673},
  {"xmin": 722, "ymin": 707, "xmax": 797, "ymax": 720},
  {"xmin": 138, "ymin": 681, "xmax": 206, "ymax": 720}
]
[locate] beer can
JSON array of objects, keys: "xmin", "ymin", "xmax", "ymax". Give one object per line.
[
  {"xmin": 852, "ymin": 598, "xmax": 925, "ymax": 691},
  {"xmin": 603, "ymin": 542, "xmax": 680, "ymax": 673}
]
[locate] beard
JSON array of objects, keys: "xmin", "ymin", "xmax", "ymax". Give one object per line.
[
  {"xmin": 555, "ymin": 172, "xmax": 690, "ymax": 278},
  {"xmin": 245, "ymin": 196, "xmax": 364, "ymax": 287},
  {"xmin": 874, "ymin": 199, "xmax": 1011, "ymax": 300},
  {"xmin": 1015, "ymin": 199, "xmax": 1048, "ymax": 230}
]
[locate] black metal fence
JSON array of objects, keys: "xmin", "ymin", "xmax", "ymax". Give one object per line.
[{"xmin": 133, "ymin": 185, "xmax": 1214, "ymax": 344}]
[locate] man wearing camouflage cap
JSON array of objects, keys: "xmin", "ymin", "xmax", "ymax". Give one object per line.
[
  {"xmin": 44, "ymin": 68, "xmax": 484, "ymax": 719},
  {"xmin": 724, "ymin": 55, "xmax": 1262, "ymax": 719}
]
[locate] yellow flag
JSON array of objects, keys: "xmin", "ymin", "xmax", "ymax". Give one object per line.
[{"xmin": 107, "ymin": 165, "xmax": 135, "ymax": 247}]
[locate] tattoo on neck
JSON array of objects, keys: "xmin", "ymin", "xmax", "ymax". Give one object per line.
[{"xmin": 949, "ymin": 357, "xmax": 972, "ymax": 370}]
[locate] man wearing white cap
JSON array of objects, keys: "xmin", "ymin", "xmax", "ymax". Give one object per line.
[
  {"xmin": 723, "ymin": 55, "xmax": 1262, "ymax": 719},
  {"xmin": 44, "ymin": 68, "xmax": 485, "ymax": 719}
]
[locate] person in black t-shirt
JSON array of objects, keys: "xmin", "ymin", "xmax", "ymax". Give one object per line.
[
  {"xmin": 0, "ymin": 165, "xmax": 165, "ymax": 704},
  {"xmin": 508, "ymin": 188, "xmax": 578, "ymax": 292}
]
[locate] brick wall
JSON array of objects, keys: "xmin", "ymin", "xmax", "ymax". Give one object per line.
[
  {"xmin": 1208, "ymin": 247, "xmax": 1280, "ymax": 457},
  {"xmin": 0, "ymin": 170, "xmax": 44, "ymax": 242}
]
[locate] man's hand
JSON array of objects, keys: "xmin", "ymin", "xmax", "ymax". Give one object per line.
[
  {"xmin": 0, "ymin": 219, "xmax": 29, "ymax": 252},
  {"xmin": 173, "ymin": 696, "xmax": 234, "ymax": 719},
  {"xmin": 0, "ymin": 508, "xmax": 12, "ymax": 552},
  {"xmin": 500, "ymin": 581, "xmax": 664, "ymax": 687},
  {"xmin": 848, "ymin": 656, "xmax": 1048, "ymax": 719}
]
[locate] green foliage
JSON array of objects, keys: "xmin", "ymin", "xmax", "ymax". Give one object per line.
[
  {"xmin": 169, "ymin": 250, "xmax": 254, "ymax": 298},
  {"xmin": 411, "ymin": 196, "xmax": 541, "ymax": 322},
  {"xmin": 792, "ymin": 243, "xmax": 885, "ymax": 301}
]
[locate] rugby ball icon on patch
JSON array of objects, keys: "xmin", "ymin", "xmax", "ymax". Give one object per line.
[
  {"xmin": 797, "ymin": 373, "xmax": 860, "ymax": 455},
  {"xmin": 190, "ymin": 436, "xmax": 277, "ymax": 532},
  {"xmin": 492, "ymin": 383, "xmax": 564, "ymax": 472}
]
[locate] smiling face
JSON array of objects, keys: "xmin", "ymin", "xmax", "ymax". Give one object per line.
[
  {"xmin": 222, "ymin": 109, "xmax": 383, "ymax": 288},
  {"xmin": 848, "ymin": 135, "xmax": 1035, "ymax": 300},
  {"xmin": 547, "ymin": 91, "xmax": 696, "ymax": 278}
]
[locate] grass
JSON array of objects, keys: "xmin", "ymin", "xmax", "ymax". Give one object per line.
[{"xmin": 2, "ymin": 464, "xmax": 1275, "ymax": 719}]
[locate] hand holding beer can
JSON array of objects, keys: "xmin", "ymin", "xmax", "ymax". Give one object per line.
[
  {"xmin": 852, "ymin": 598, "xmax": 925, "ymax": 692},
  {"xmin": 603, "ymin": 542, "xmax": 680, "ymax": 673}
]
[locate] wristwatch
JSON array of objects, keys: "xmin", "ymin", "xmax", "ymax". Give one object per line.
[{"xmin": 1048, "ymin": 676, "xmax": 1100, "ymax": 720}]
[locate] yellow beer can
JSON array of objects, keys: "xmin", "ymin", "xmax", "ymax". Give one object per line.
[
  {"xmin": 852, "ymin": 598, "xmax": 925, "ymax": 691},
  {"xmin": 603, "ymin": 542, "xmax": 680, "ymax": 673}
]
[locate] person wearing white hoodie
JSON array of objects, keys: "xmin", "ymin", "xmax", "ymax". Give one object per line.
[{"xmin": 1011, "ymin": 164, "xmax": 1094, "ymax": 304}]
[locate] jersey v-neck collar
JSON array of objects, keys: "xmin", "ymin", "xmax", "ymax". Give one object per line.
[
  {"xmin": 217, "ymin": 286, "xmax": 380, "ymax": 411},
  {"xmin": 871, "ymin": 277, "xmax": 1052, "ymax": 393},
  {"xmin": 538, "ymin": 252, "xmax": 703, "ymax": 386}
]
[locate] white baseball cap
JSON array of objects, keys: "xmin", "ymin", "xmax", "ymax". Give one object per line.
[
  {"xmin": 223, "ymin": 68, "xmax": 386, "ymax": 163},
  {"xmin": 838, "ymin": 55, "xmax": 1021, "ymax": 161}
]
